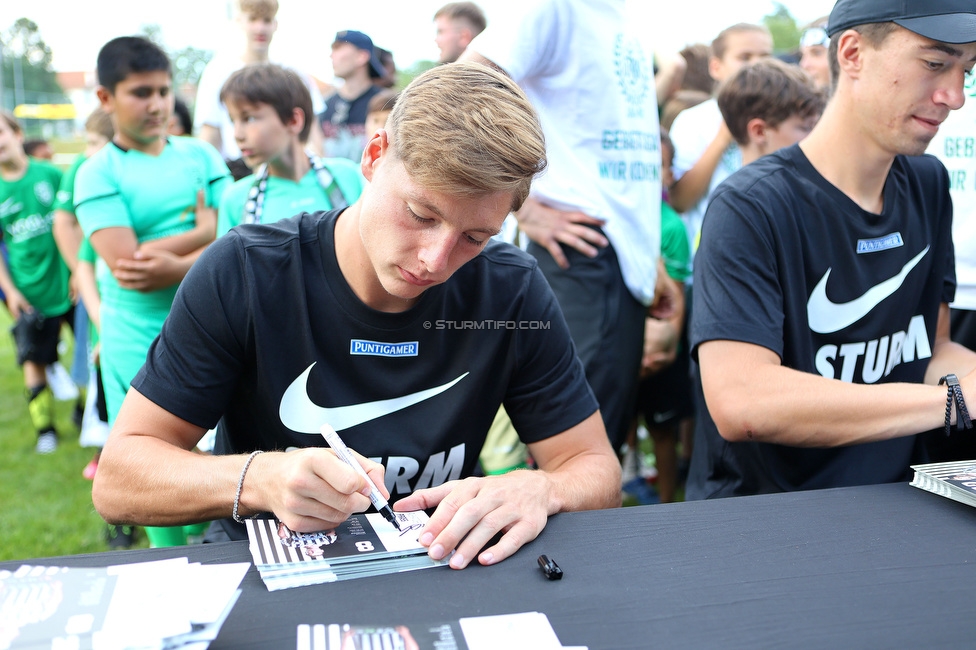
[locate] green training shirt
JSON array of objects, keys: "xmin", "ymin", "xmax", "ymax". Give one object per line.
[
  {"xmin": 0, "ymin": 159, "xmax": 70, "ymax": 316},
  {"xmin": 217, "ymin": 158, "xmax": 364, "ymax": 237}
]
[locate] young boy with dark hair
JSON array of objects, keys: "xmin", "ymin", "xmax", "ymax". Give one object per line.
[
  {"xmin": 0, "ymin": 110, "xmax": 71, "ymax": 454},
  {"xmin": 75, "ymin": 35, "xmax": 231, "ymax": 547},
  {"xmin": 217, "ymin": 63, "xmax": 363, "ymax": 236},
  {"xmin": 717, "ymin": 58, "xmax": 826, "ymax": 166}
]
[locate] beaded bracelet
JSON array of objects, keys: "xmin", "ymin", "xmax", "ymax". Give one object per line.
[
  {"xmin": 939, "ymin": 374, "xmax": 974, "ymax": 437},
  {"xmin": 232, "ymin": 450, "xmax": 265, "ymax": 524}
]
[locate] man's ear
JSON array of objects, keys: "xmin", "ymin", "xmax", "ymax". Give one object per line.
[
  {"xmin": 835, "ymin": 29, "xmax": 864, "ymax": 82},
  {"xmin": 361, "ymin": 129, "xmax": 389, "ymax": 181},
  {"xmin": 357, "ymin": 48, "xmax": 371, "ymax": 69}
]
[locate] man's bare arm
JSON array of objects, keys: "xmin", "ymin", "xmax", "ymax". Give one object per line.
[
  {"xmin": 699, "ymin": 305, "xmax": 976, "ymax": 446},
  {"xmin": 92, "ymin": 388, "xmax": 388, "ymax": 532}
]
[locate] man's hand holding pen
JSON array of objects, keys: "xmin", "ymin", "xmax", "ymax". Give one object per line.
[{"xmin": 241, "ymin": 446, "xmax": 389, "ymax": 535}]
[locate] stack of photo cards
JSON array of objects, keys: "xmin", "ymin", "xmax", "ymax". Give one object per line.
[
  {"xmin": 296, "ymin": 612, "xmax": 588, "ymax": 650},
  {"xmin": 0, "ymin": 558, "xmax": 249, "ymax": 650},
  {"xmin": 910, "ymin": 460, "xmax": 976, "ymax": 508},
  {"xmin": 245, "ymin": 510, "xmax": 447, "ymax": 591}
]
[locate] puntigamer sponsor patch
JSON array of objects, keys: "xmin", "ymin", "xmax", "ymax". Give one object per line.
[
  {"xmin": 856, "ymin": 232, "xmax": 904, "ymax": 254},
  {"xmin": 349, "ymin": 339, "xmax": 419, "ymax": 357}
]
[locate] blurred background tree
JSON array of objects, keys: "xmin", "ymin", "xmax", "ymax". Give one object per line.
[
  {"xmin": 763, "ymin": 2, "xmax": 801, "ymax": 57},
  {"xmin": 0, "ymin": 17, "xmax": 68, "ymax": 132}
]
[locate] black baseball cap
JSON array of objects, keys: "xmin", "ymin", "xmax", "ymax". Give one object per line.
[
  {"xmin": 333, "ymin": 30, "xmax": 386, "ymax": 78},
  {"xmin": 827, "ymin": 0, "xmax": 976, "ymax": 44}
]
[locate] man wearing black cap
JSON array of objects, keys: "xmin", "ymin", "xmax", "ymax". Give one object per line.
[
  {"xmin": 687, "ymin": 0, "xmax": 976, "ymax": 499},
  {"xmin": 318, "ymin": 30, "xmax": 385, "ymax": 162}
]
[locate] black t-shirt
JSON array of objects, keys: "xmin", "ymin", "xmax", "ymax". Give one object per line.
[
  {"xmin": 133, "ymin": 210, "xmax": 597, "ymax": 537},
  {"xmin": 687, "ymin": 145, "xmax": 954, "ymax": 499},
  {"xmin": 317, "ymin": 86, "xmax": 381, "ymax": 160}
]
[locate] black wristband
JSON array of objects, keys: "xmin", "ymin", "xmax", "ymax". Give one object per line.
[{"xmin": 939, "ymin": 374, "xmax": 973, "ymax": 436}]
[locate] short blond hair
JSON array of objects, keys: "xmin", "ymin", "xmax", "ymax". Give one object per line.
[
  {"xmin": 386, "ymin": 62, "xmax": 546, "ymax": 212},
  {"xmin": 85, "ymin": 106, "xmax": 114, "ymax": 141},
  {"xmin": 238, "ymin": 0, "xmax": 278, "ymax": 20}
]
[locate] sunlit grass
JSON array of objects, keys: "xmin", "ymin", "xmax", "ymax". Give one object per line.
[{"xmin": 0, "ymin": 307, "xmax": 148, "ymax": 560}]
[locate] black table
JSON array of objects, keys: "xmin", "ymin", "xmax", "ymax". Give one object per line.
[{"xmin": 5, "ymin": 482, "xmax": 976, "ymax": 648}]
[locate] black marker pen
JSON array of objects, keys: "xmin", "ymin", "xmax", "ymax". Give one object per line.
[{"xmin": 321, "ymin": 423, "xmax": 401, "ymax": 531}]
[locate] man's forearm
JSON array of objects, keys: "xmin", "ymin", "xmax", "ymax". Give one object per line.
[
  {"xmin": 923, "ymin": 337, "xmax": 976, "ymax": 386},
  {"xmin": 543, "ymin": 450, "xmax": 621, "ymax": 514},
  {"xmin": 93, "ymin": 434, "xmax": 244, "ymax": 526},
  {"xmin": 701, "ymin": 343, "xmax": 951, "ymax": 447}
]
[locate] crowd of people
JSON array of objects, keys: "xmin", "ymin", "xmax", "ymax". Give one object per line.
[{"xmin": 1, "ymin": 0, "xmax": 975, "ymax": 565}]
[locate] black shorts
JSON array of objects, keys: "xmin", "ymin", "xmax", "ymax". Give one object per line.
[
  {"xmin": 10, "ymin": 310, "xmax": 64, "ymax": 366},
  {"xmin": 529, "ymin": 236, "xmax": 646, "ymax": 452},
  {"xmin": 636, "ymin": 337, "xmax": 694, "ymax": 430},
  {"xmin": 95, "ymin": 364, "xmax": 108, "ymax": 423}
]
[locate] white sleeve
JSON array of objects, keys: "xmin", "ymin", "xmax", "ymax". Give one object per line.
[
  {"xmin": 668, "ymin": 104, "xmax": 709, "ymax": 182},
  {"xmin": 466, "ymin": 0, "xmax": 569, "ymax": 82},
  {"xmin": 303, "ymin": 72, "xmax": 326, "ymax": 115},
  {"xmin": 194, "ymin": 57, "xmax": 231, "ymax": 130}
]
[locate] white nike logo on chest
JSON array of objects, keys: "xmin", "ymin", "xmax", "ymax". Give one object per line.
[
  {"xmin": 278, "ymin": 362, "xmax": 469, "ymax": 433},
  {"xmin": 807, "ymin": 246, "xmax": 928, "ymax": 335}
]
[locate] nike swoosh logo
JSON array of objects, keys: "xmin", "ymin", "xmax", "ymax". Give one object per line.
[
  {"xmin": 807, "ymin": 246, "xmax": 928, "ymax": 334},
  {"xmin": 278, "ymin": 362, "xmax": 469, "ymax": 433},
  {"xmin": 652, "ymin": 410, "xmax": 677, "ymax": 424}
]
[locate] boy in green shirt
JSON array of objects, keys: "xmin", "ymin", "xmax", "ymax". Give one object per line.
[
  {"xmin": 217, "ymin": 63, "xmax": 363, "ymax": 237},
  {"xmin": 0, "ymin": 110, "xmax": 72, "ymax": 454},
  {"xmin": 75, "ymin": 36, "xmax": 230, "ymax": 547}
]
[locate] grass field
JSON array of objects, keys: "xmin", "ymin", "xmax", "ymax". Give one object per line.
[{"xmin": 0, "ymin": 307, "xmax": 148, "ymax": 561}]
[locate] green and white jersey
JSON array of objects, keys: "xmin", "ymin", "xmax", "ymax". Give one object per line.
[
  {"xmin": 661, "ymin": 201, "xmax": 691, "ymax": 283},
  {"xmin": 217, "ymin": 158, "xmax": 364, "ymax": 237},
  {"xmin": 0, "ymin": 159, "xmax": 70, "ymax": 316},
  {"xmin": 54, "ymin": 154, "xmax": 86, "ymax": 213}
]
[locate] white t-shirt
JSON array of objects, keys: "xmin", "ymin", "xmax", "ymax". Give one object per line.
[
  {"xmin": 468, "ymin": 0, "xmax": 661, "ymax": 305},
  {"xmin": 926, "ymin": 85, "xmax": 976, "ymax": 310},
  {"xmin": 194, "ymin": 53, "xmax": 325, "ymax": 159},
  {"xmin": 668, "ymin": 98, "xmax": 741, "ymax": 256}
]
